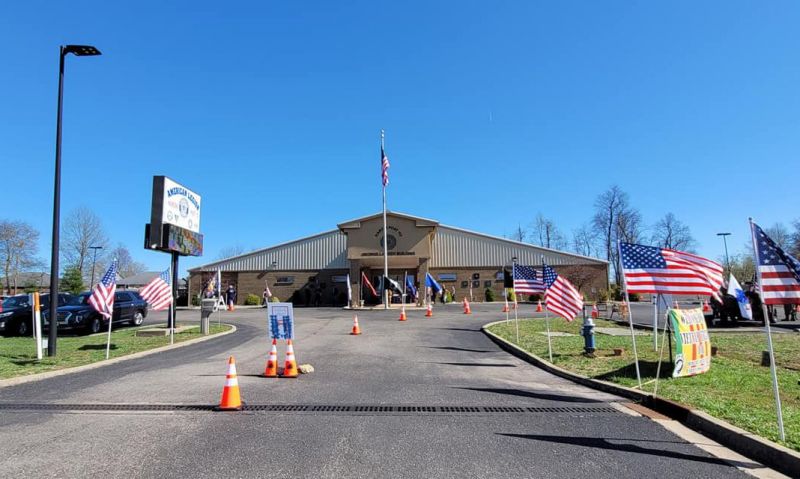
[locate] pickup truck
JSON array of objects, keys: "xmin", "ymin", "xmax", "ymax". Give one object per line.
[{"xmin": 44, "ymin": 290, "xmax": 148, "ymax": 334}]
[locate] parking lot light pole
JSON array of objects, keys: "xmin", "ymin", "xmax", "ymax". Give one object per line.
[
  {"xmin": 89, "ymin": 245, "xmax": 103, "ymax": 287},
  {"xmin": 717, "ymin": 232, "xmax": 731, "ymax": 275},
  {"xmin": 48, "ymin": 45, "xmax": 102, "ymax": 357}
]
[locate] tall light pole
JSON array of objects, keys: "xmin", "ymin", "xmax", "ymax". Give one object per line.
[
  {"xmin": 89, "ymin": 245, "xmax": 103, "ymax": 287},
  {"xmin": 48, "ymin": 45, "xmax": 102, "ymax": 357},
  {"xmin": 717, "ymin": 232, "xmax": 731, "ymax": 274}
]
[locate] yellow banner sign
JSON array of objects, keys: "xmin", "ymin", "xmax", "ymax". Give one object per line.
[{"xmin": 669, "ymin": 308, "xmax": 711, "ymax": 378}]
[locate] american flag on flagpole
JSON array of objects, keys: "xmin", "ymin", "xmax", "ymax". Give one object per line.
[
  {"xmin": 619, "ymin": 242, "xmax": 723, "ymax": 297},
  {"xmin": 542, "ymin": 263, "xmax": 583, "ymax": 321},
  {"xmin": 89, "ymin": 260, "xmax": 118, "ymax": 319},
  {"xmin": 362, "ymin": 271, "xmax": 378, "ymax": 297},
  {"xmin": 752, "ymin": 222, "xmax": 800, "ymax": 305},
  {"xmin": 139, "ymin": 269, "xmax": 172, "ymax": 311},
  {"xmin": 381, "ymin": 145, "xmax": 390, "ymax": 187},
  {"xmin": 512, "ymin": 264, "xmax": 546, "ymax": 294}
]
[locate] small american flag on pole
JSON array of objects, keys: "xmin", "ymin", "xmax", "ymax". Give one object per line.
[
  {"xmin": 752, "ymin": 222, "xmax": 800, "ymax": 304},
  {"xmin": 139, "ymin": 269, "xmax": 172, "ymax": 311},
  {"xmin": 89, "ymin": 260, "xmax": 118, "ymax": 319},
  {"xmin": 381, "ymin": 145, "xmax": 390, "ymax": 187},
  {"xmin": 542, "ymin": 263, "xmax": 583, "ymax": 321},
  {"xmin": 512, "ymin": 264, "xmax": 545, "ymax": 294},
  {"xmin": 620, "ymin": 242, "xmax": 723, "ymax": 297}
]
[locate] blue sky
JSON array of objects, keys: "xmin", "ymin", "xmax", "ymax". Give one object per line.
[{"xmin": 1, "ymin": 1, "xmax": 799, "ymax": 276}]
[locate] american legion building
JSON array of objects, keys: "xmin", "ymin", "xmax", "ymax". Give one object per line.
[{"xmin": 188, "ymin": 212, "xmax": 609, "ymax": 306}]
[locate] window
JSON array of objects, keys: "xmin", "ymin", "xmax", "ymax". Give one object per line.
[
  {"xmin": 276, "ymin": 276, "xmax": 294, "ymax": 285},
  {"xmin": 472, "ymin": 273, "xmax": 480, "ymax": 280},
  {"xmin": 484, "ymin": 280, "xmax": 492, "ymax": 288}
]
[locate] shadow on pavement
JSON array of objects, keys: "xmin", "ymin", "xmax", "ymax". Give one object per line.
[
  {"xmin": 432, "ymin": 328, "xmax": 479, "ymax": 332},
  {"xmin": 496, "ymin": 434, "xmax": 750, "ymax": 467},
  {"xmin": 456, "ymin": 387, "xmax": 604, "ymax": 403},
  {"xmin": 78, "ymin": 344, "xmax": 118, "ymax": 351},
  {"xmin": 429, "ymin": 362, "xmax": 516, "ymax": 368},
  {"xmin": 424, "ymin": 346, "xmax": 494, "ymax": 353},
  {"xmin": 594, "ymin": 361, "xmax": 671, "ymax": 382}
]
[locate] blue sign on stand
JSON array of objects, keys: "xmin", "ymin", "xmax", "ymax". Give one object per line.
[{"xmin": 268, "ymin": 302, "xmax": 294, "ymax": 340}]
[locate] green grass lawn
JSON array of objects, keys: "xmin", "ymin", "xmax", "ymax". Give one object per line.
[
  {"xmin": 0, "ymin": 323, "xmax": 232, "ymax": 380},
  {"xmin": 487, "ymin": 317, "xmax": 800, "ymax": 451}
]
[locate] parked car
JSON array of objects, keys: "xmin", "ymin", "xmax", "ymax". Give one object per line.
[
  {"xmin": 0, "ymin": 293, "xmax": 71, "ymax": 336},
  {"xmin": 43, "ymin": 291, "xmax": 148, "ymax": 334}
]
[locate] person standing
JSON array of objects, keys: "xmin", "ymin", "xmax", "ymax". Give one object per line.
[
  {"xmin": 226, "ymin": 284, "xmax": 237, "ymax": 311},
  {"xmin": 262, "ymin": 288, "xmax": 269, "ymax": 307}
]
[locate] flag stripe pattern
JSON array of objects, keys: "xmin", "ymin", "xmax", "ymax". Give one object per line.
[
  {"xmin": 139, "ymin": 269, "xmax": 172, "ymax": 311},
  {"xmin": 620, "ymin": 242, "xmax": 723, "ymax": 296},
  {"xmin": 362, "ymin": 272, "xmax": 378, "ymax": 296},
  {"xmin": 89, "ymin": 260, "xmax": 117, "ymax": 320},
  {"xmin": 753, "ymin": 223, "xmax": 800, "ymax": 304},
  {"xmin": 542, "ymin": 264, "xmax": 583, "ymax": 321},
  {"xmin": 512, "ymin": 264, "xmax": 546, "ymax": 293},
  {"xmin": 381, "ymin": 146, "xmax": 390, "ymax": 186}
]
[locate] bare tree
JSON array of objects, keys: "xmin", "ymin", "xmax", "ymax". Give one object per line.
[
  {"xmin": 533, "ymin": 213, "xmax": 566, "ymax": 249},
  {"xmin": 109, "ymin": 244, "xmax": 146, "ymax": 278},
  {"xmin": 61, "ymin": 207, "xmax": 108, "ymax": 277},
  {"xmin": 217, "ymin": 245, "xmax": 247, "ymax": 260},
  {"xmin": 572, "ymin": 224, "xmax": 596, "ymax": 257},
  {"xmin": 507, "ymin": 225, "xmax": 526, "ymax": 243},
  {"xmin": 651, "ymin": 213, "xmax": 696, "ymax": 251},
  {"xmin": 560, "ymin": 264, "xmax": 598, "ymax": 297},
  {"xmin": 0, "ymin": 220, "xmax": 40, "ymax": 295},
  {"xmin": 791, "ymin": 219, "xmax": 800, "ymax": 257},
  {"xmin": 765, "ymin": 223, "xmax": 790, "ymax": 249},
  {"xmin": 592, "ymin": 186, "xmax": 641, "ymax": 284}
]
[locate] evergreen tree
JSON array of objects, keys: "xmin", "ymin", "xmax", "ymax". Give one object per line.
[{"xmin": 61, "ymin": 266, "xmax": 85, "ymax": 294}]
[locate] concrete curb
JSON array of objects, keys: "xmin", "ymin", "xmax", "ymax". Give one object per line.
[
  {"xmin": 481, "ymin": 320, "xmax": 800, "ymax": 478},
  {"xmin": 0, "ymin": 325, "xmax": 237, "ymax": 389}
]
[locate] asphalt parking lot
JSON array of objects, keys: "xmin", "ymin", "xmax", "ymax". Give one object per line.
[{"xmin": 0, "ymin": 304, "xmax": 762, "ymax": 478}]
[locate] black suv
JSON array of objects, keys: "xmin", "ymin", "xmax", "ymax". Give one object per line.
[
  {"xmin": 0, "ymin": 293, "xmax": 71, "ymax": 336},
  {"xmin": 44, "ymin": 291, "xmax": 149, "ymax": 334}
]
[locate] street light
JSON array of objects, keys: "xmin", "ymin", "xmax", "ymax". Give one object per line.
[
  {"xmin": 48, "ymin": 44, "xmax": 102, "ymax": 357},
  {"xmin": 89, "ymin": 246, "xmax": 103, "ymax": 286},
  {"xmin": 717, "ymin": 232, "xmax": 732, "ymax": 274}
]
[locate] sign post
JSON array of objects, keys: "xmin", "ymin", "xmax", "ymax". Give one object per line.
[{"xmin": 32, "ymin": 292, "xmax": 43, "ymax": 360}]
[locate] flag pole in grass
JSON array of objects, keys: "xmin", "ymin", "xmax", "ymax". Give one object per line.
[
  {"xmin": 540, "ymin": 257, "xmax": 554, "ymax": 362},
  {"xmin": 512, "ymin": 262, "xmax": 519, "ymax": 344},
  {"xmin": 88, "ymin": 259, "xmax": 118, "ymax": 361},
  {"xmin": 750, "ymin": 218, "xmax": 785, "ymax": 442},
  {"xmin": 618, "ymin": 242, "xmax": 643, "ymax": 389},
  {"xmin": 380, "ymin": 129, "xmax": 390, "ymax": 310}
]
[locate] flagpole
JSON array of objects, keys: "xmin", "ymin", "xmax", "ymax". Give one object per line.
[
  {"xmin": 544, "ymin": 305, "xmax": 554, "ymax": 363},
  {"xmin": 653, "ymin": 293, "xmax": 659, "ymax": 351},
  {"xmin": 504, "ymin": 287, "xmax": 510, "ymax": 323},
  {"xmin": 169, "ymin": 261, "xmax": 174, "ymax": 345},
  {"xmin": 381, "ymin": 129, "xmax": 389, "ymax": 310},
  {"xmin": 750, "ymin": 217, "xmax": 786, "ymax": 441},
  {"xmin": 104, "ymin": 259, "xmax": 116, "ymax": 361},
  {"xmin": 512, "ymin": 263, "xmax": 519, "ymax": 343},
  {"xmin": 618, "ymin": 242, "xmax": 643, "ymax": 389},
  {"xmin": 402, "ymin": 271, "xmax": 407, "ymax": 311}
]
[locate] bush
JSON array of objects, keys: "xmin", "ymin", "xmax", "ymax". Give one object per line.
[
  {"xmin": 244, "ymin": 294, "xmax": 261, "ymax": 306},
  {"xmin": 506, "ymin": 290, "xmax": 516, "ymax": 302},
  {"xmin": 191, "ymin": 295, "xmax": 201, "ymax": 306},
  {"xmin": 444, "ymin": 291, "xmax": 453, "ymax": 302},
  {"xmin": 528, "ymin": 293, "xmax": 542, "ymax": 302},
  {"xmin": 597, "ymin": 289, "xmax": 609, "ymax": 302},
  {"xmin": 269, "ymin": 296, "xmax": 280, "ymax": 302},
  {"xmin": 485, "ymin": 288, "xmax": 495, "ymax": 302}
]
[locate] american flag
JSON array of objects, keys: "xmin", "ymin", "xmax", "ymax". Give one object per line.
[
  {"xmin": 139, "ymin": 269, "xmax": 172, "ymax": 311},
  {"xmin": 89, "ymin": 260, "xmax": 118, "ymax": 319},
  {"xmin": 752, "ymin": 222, "xmax": 800, "ymax": 305},
  {"xmin": 542, "ymin": 263, "xmax": 583, "ymax": 321},
  {"xmin": 381, "ymin": 145, "xmax": 390, "ymax": 187},
  {"xmin": 512, "ymin": 264, "xmax": 545, "ymax": 294},
  {"xmin": 362, "ymin": 271, "xmax": 378, "ymax": 296},
  {"xmin": 620, "ymin": 242, "xmax": 723, "ymax": 297}
]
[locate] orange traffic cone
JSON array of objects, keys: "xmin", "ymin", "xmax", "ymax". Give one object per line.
[
  {"xmin": 591, "ymin": 304, "xmax": 599, "ymax": 319},
  {"xmin": 502, "ymin": 303, "xmax": 509, "ymax": 313},
  {"xmin": 351, "ymin": 315, "xmax": 362, "ymax": 335},
  {"xmin": 536, "ymin": 301, "xmax": 543, "ymax": 313},
  {"xmin": 425, "ymin": 303, "xmax": 433, "ymax": 317},
  {"xmin": 703, "ymin": 301, "xmax": 710, "ymax": 313},
  {"xmin": 399, "ymin": 305, "xmax": 407, "ymax": 321},
  {"xmin": 463, "ymin": 298, "xmax": 471, "ymax": 314},
  {"xmin": 217, "ymin": 356, "xmax": 242, "ymax": 411},
  {"xmin": 263, "ymin": 339, "xmax": 278, "ymax": 377},
  {"xmin": 281, "ymin": 340, "xmax": 298, "ymax": 378}
]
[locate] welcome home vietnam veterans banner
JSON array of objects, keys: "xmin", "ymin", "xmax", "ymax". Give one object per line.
[{"xmin": 669, "ymin": 308, "xmax": 711, "ymax": 378}]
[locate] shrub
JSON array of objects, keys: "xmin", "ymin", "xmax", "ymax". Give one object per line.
[
  {"xmin": 485, "ymin": 288, "xmax": 495, "ymax": 302},
  {"xmin": 269, "ymin": 296, "xmax": 280, "ymax": 302},
  {"xmin": 191, "ymin": 295, "xmax": 201, "ymax": 306},
  {"xmin": 244, "ymin": 294, "xmax": 261, "ymax": 305},
  {"xmin": 597, "ymin": 289, "xmax": 609, "ymax": 302},
  {"xmin": 528, "ymin": 293, "xmax": 542, "ymax": 302},
  {"xmin": 444, "ymin": 291, "xmax": 453, "ymax": 302},
  {"xmin": 506, "ymin": 290, "xmax": 516, "ymax": 302}
]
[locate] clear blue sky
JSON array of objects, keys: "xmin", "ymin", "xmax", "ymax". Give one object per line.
[{"xmin": 2, "ymin": 1, "xmax": 799, "ymax": 276}]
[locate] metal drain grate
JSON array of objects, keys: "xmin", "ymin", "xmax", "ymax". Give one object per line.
[{"xmin": 0, "ymin": 403, "xmax": 620, "ymax": 415}]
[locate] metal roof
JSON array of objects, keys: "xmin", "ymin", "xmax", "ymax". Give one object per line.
[
  {"xmin": 189, "ymin": 230, "xmax": 348, "ymax": 272},
  {"xmin": 430, "ymin": 225, "xmax": 607, "ymax": 268}
]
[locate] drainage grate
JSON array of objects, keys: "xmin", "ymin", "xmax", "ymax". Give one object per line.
[{"xmin": 0, "ymin": 403, "xmax": 620, "ymax": 415}]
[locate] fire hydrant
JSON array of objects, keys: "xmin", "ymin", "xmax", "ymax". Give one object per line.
[{"xmin": 582, "ymin": 317, "xmax": 596, "ymax": 355}]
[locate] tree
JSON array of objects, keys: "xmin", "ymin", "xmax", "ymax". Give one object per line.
[
  {"xmin": 571, "ymin": 224, "xmax": 596, "ymax": 257},
  {"xmin": 60, "ymin": 265, "xmax": 85, "ymax": 294},
  {"xmin": 109, "ymin": 244, "xmax": 146, "ymax": 278},
  {"xmin": 592, "ymin": 186, "xmax": 642, "ymax": 285},
  {"xmin": 217, "ymin": 245, "xmax": 246, "ymax": 260},
  {"xmin": 61, "ymin": 207, "xmax": 108, "ymax": 278},
  {"xmin": 651, "ymin": 213, "xmax": 696, "ymax": 251},
  {"xmin": 533, "ymin": 213, "xmax": 566, "ymax": 250},
  {"xmin": 0, "ymin": 220, "xmax": 40, "ymax": 295},
  {"xmin": 727, "ymin": 254, "xmax": 756, "ymax": 285},
  {"xmin": 765, "ymin": 223, "xmax": 790, "ymax": 249},
  {"xmin": 791, "ymin": 219, "xmax": 800, "ymax": 257}
]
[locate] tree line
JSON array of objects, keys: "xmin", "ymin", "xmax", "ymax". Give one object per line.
[
  {"xmin": 508, "ymin": 185, "xmax": 800, "ymax": 285},
  {"xmin": 0, "ymin": 207, "xmax": 146, "ymax": 295}
]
